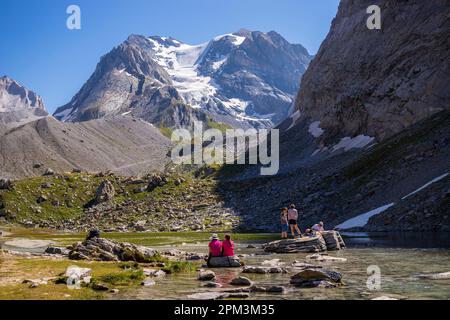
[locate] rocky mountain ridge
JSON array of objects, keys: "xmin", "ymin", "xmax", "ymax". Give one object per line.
[{"xmin": 0, "ymin": 76, "xmax": 48, "ymax": 128}]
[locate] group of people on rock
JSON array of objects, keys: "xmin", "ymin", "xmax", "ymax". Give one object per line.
[
  {"xmin": 206, "ymin": 205, "xmax": 326, "ymax": 262},
  {"xmin": 280, "ymin": 204, "xmax": 325, "ymax": 239},
  {"xmin": 207, "ymin": 233, "xmax": 235, "ymax": 266}
]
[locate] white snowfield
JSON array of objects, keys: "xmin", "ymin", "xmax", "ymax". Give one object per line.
[
  {"xmin": 401, "ymin": 173, "xmax": 449, "ymax": 200},
  {"xmin": 335, "ymin": 203, "xmax": 395, "ymax": 230},
  {"xmin": 146, "ymin": 35, "xmax": 271, "ymax": 125}
]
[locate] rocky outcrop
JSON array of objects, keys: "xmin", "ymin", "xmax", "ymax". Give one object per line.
[
  {"xmin": 0, "ymin": 76, "xmax": 47, "ymax": 127},
  {"xmin": 263, "ymin": 237, "xmax": 326, "ymax": 253},
  {"xmin": 263, "ymin": 232, "xmax": 345, "ymax": 253},
  {"xmin": 292, "ymin": 0, "xmax": 449, "ymax": 143},
  {"xmin": 67, "ymin": 237, "xmax": 157, "ymax": 262},
  {"xmin": 94, "ymin": 180, "xmax": 115, "ymax": 204}
]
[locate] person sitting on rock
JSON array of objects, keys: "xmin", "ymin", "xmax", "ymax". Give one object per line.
[
  {"xmin": 312, "ymin": 221, "xmax": 325, "ymax": 233},
  {"xmin": 222, "ymin": 234, "xmax": 235, "ymax": 257},
  {"xmin": 304, "ymin": 228, "xmax": 317, "ymax": 238},
  {"xmin": 207, "ymin": 234, "xmax": 222, "ymax": 267}
]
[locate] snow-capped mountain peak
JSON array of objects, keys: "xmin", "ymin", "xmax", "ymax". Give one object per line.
[{"xmin": 54, "ymin": 30, "xmax": 313, "ymax": 129}]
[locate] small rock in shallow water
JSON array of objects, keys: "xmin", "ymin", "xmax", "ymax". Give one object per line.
[
  {"xmin": 290, "ymin": 268, "xmax": 343, "ymax": 288},
  {"xmin": 266, "ymin": 286, "xmax": 287, "ymax": 294},
  {"xmin": 198, "ymin": 270, "xmax": 216, "ymax": 281},
  {"xmin": 141, "ymin": 279, "xmax": 156, "ymax": 287},
  {"xmin": 228, "ymin": 293, "xmax": 250, "ymax": 299},
  {"xmin": 230, "ymin": 276, "xmax": 253, "ymax": 286},
  {"xmin": 203, "ymin": 282, "xmax": 222, "ymax": 288},
  {"xmin": 250, "ymin": 285, "xmax": 267, "ymax": 292},
  {"xmin": 306, "ymin": 253, "xmax": 347, "ymax": 262}
]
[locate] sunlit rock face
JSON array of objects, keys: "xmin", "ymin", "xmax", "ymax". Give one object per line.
[
  {"xmin": 292, "ymin": 0, "xmax": 449, "ymax": 143},
  {"xmin": 0, "ymin": 76, "xmax": 48, "ymax": 125}
]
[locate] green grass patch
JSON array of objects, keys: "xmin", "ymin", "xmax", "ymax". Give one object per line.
[
  {"xmin": 161, "ymin": 260, "xmax": 197, "ymax": 274},
  {"xmin": 94, "ymin": 269, "xmax": 145, "ymax": 287},
  {"xmin": 159, "ymin": 126, "xmax": 174, "ymax": 139},
  {"xmin": 207, "ymin": 118, "xmax": 232, "ymax": 133}
]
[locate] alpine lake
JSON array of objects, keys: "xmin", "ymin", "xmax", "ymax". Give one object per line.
[{"xmin": 1, "ymin": 228, "xmax": 449, "ymax": 300}]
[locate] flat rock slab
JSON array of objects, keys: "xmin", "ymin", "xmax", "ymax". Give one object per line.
[
  {"xmin": 415, "ymin": 271, "xmax": 450, "ymax": 280},
  {"xmin": 3, "ymin": 239, "xmax": 55, "ymax": 249},
  {"xmin": 187, "ymin": 292, "xmax": 228, "ymax": 300},
  {"xmin": 263, "ymin": 237, "xmax": 327, "ymax": 253},
  {"xmin": 0, "ymin": 230, "xmax": 13, "ymax": 237},
  {"xmin": 306, "ymin": 254, "xmax": 347, "ymax": 262}
]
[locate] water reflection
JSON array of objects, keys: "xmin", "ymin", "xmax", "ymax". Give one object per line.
[{"xmin": 342, "ymin": 232, "xmax": 450, "ymax": 248}]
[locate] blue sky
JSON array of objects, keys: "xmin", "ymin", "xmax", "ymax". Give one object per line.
[{"xmin": 0, "ymin": 0, "xmax": 340, "ymax": 113}]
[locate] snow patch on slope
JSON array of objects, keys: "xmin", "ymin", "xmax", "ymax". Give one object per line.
[
  {"xmin": 287, "ymin": 110, "xmax": 301, "ymax": 130},
  {"xmin": 335, "ymin": 203, "xmax": 395, "ymax": 230},
  {"xmin": 401, "ymin": 173, "xmax": 449, "ymax": 200},
  {"xmin": 308, "ymin": 121, "xmax": 324, "ymax": 137}
]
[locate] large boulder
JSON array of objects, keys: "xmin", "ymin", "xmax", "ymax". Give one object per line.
[
  {"xmin": 147, "ymin": 174, "xmax": 168, "ymax": 192},
  {"xmin": 321, "ymin": 231, "xmax": 346, "ymax": 250},
  {"xmin": 94, "ymin": 180, "xmax": 115, "ymax": 204},
  {"xmin": 0, "ymin": 178, "xmax": 13, "ymax": 190},
  {"xmin": 290, "ymin": 268, "xmax": 343, "ymax": 288},
  {"xmin": 68, "ymin": 237, "xmax": 157, "ymax": 262},
  {"xmin": 208, "ymin": 256, "xmax": 242, "ymax": 268}
]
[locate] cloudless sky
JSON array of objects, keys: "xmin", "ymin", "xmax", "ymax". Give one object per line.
[{"xmin": 0, "ymin": 0, "xmax": 340, "ymax": 113}]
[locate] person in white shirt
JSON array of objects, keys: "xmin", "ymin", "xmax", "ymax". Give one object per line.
[
  {"xmin": 312, "ymin": 221, "xmax": 325, "ymax": 234},
  {"xmin": 287, "ymin": 204, "xmax": 302, "ymax": 239}
]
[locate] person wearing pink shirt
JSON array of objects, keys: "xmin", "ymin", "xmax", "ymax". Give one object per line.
[
  {"xmin": 207, "ymin": 234, "xmax": 222, "ymax": 267},
  {"xmin": 222, "ymin": 234, "xmax": 235, "ymax": 257}
]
